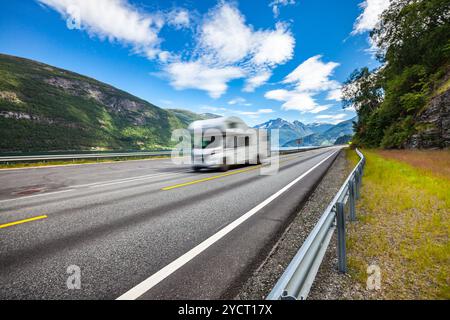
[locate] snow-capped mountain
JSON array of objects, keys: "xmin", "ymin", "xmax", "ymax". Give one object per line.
[
  {"xmin": 254, "ymin": 118, "xmax": 313, "ymax": 145},
  {"xmin": 305, "ymin": 122, "xmax": 334, "ymax": 135},
  {"xmin": 254, "ymin": 117, "xmax": 357, "ymax": 147}
]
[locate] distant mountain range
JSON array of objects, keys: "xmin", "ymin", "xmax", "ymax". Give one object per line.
[{"xmin": 254, "ymin": 117, "xmax": 356, "ymax": 147}]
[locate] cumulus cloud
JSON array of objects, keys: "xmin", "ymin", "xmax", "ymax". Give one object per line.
[
  {"xmin": 265, "ymin": 55, "xmax": 340, "ymax": 113},
  {"xmin": 228, "ymin": 97, "xmax": 252, "ymax": 106},
  {"xmin": 283, "ymin": 55, "xmax": 340, "ymax": 92},
  {"xmin": 252, "ymin": 23, "xmax": 295, "ymax": 66},
  {"xmin": 40, "ymin": 1, "xmax": 295, "ymax": 98},
  {"xmin": 352, "ymin": 0, "xmax": 391, "ymax": 35},
  {"xmin": 235, "ymin": 108, "xmax": 274, "ymax": 119},
  {"xmin": 243, "ymin": 71, "xmax": 272, "ymax": 93},
  {"xmin": 264, "ymin": 89, "xmax": 330, "ymax": 113},
  {"xmin": 167, "ymin": 8, "xmax": 190, "ymax": 29},
  {"xmin": 269, "ymin": 0, "xmax": 296, "ymax": 18},
  {"xmin": 38, "ymin": 0, "xmax": 164, "ymax": 59},
  {"xmin": 164, "ymin": 3, "xmax": 294, "ymax": 98},
  {"xmin": 326, "ymin": 88, "xmax": 343, "ymax": 101},
  {"xmin": 198, "ymin": 3, "xmax": 253, "ymax": 64},
  {"xmin": 197, "ymin": 4, "xmax": 294, "ymax": 66},
  {"xmin": 165, "ymin": 61, "xmax": 244, "ymax": 99}
]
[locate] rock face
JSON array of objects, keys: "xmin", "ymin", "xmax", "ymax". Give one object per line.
[{"xmin": 405, "ymin": 89, "xmax": 450, "ymax": 149}]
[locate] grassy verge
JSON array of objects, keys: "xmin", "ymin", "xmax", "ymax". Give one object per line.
[
  {"xmin": 0, "ymin": 155, "xmax": 171, "ymax": 169},
  {"xmin": 345, "ymin": 148, "xmax": 449, "ymax": 299}
]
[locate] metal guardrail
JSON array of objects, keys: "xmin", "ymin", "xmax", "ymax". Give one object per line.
[
  {"xmin": 0, "ymin": 151, "xmax": 173, "ymax": 164},
  {"xmin": 267, "ymin": 148, "xmax": 366, "ymax": 300},
  {"xmin": 0, "ymin": 146, "xmax": 325, "ymax": 164}
]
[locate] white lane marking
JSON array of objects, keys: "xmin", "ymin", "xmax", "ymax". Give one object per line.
[
  {"xmin": 0, "ymin": 189, "xmax": 76, "ymax": 204},
  {"xmin": 75, "ymin": 172, "xmax": 182, "ymax": 188},
  {"xmin": 116, "ymin": 148, "xmax": 340, "ymax": 300},
  {"xmin": 0, "ymin": 172, "xmax": 185, "ymax": 205}
]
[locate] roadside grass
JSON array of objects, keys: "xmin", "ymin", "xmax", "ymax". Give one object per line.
[
  {"xmin": 377, "ymin": 149, "xmax": 450, "ymax": 180},
  {"xmin": 345, "ymin": 148, "xmax": 450, "ymax": 299},
  {"xmin": 0, "ymin": 155, "xmax": 171, "ymax": 169}
]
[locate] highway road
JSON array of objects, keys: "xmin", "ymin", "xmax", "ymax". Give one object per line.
[{"xmin": 0, "ymin": 147, "xmax": 341, "ymax": 299}]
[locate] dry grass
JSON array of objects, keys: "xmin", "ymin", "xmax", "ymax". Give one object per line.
[
  {"xmin": 377, "ymin": 149, "xmax": 450, "ymax": 180},
  {"xmin": 345, "ymin": 149, "xmax": 450, "ymax": 299}
]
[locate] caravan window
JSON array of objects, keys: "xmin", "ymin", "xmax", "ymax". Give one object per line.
[{"xmin": 202, "ymin": 136, "xmax": 216, "ymax": 149}]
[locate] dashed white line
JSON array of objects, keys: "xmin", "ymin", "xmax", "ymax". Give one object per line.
[
  {"xmin": 0, "ymin": 189, "xmax": 76, "ymax": 204},
  {"xmin": 0, "ymin": 172, "xmax": 184, "ymax": 204}
]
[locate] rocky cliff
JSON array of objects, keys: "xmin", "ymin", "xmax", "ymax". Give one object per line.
[{"xmin": 405, "ymin": 88, "xmax": 450, "ymax": 149}]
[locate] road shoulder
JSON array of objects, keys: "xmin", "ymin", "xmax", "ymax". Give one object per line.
[{"xmin": 236, "ymin": 150, "xmax": 350, "ymax": 299}]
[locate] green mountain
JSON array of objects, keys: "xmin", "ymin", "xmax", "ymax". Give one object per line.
[
  {"xmin": 0, "ymin": 54, "xmax": 217, "ymax": 152},
  {"xmin": 167, "ymin": 109, "xmax": 221, "ymax": 127}
]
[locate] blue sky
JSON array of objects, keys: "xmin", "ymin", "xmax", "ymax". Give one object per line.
[{"xmin": 0, "ymin": 0, "xmax": 388, "ymax": 126}]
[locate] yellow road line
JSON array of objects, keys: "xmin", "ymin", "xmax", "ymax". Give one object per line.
[
  {"xmin": 162, "ymin": 165, "xmax": 262, "ymax": 190},
  {"xmin": 162, "ymin": 153, "xmax": 307, "ymax": 191},
  {"xmin": 0, "ymin": 215, "xmax": 48, "ymax": 229}
]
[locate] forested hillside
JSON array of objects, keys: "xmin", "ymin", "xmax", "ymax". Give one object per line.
[
  {"xmin": 343, "ymin": 0, "xmax": 450, "ymax": 149},
  {"xmin": 0, "ymin": 54, "xmax": 216, "ymax": 152}
]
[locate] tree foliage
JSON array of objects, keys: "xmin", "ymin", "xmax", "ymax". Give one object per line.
[{"xmin": 345, "ymin": 0, "xmax": 450, "ymax": 148}]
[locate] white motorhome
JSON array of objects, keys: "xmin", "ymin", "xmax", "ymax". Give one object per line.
[{"xmin": 188, "ymin": 116, "xmax": 269, "ymax": 172}]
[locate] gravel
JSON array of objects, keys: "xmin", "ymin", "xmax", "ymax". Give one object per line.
[{"xmin": 235, "ymin": 150, "xmax": 361, "ymax": 300}]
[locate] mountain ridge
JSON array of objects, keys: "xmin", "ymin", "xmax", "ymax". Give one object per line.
[
  {"xmin": 0, "ymin": 54, "xmax": 218, "ymax": 152},
  {"xmin": 254, "ymin": 117, "xmax": 356, "ymax": 147}
]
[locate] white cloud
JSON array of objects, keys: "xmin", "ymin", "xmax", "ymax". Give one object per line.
[
  {"xmin": 315, "ymin": 113, "xmax": 348, "ymax": 124},
  {"xmin": 326, "ymin": 88, "xmax": 343, "ymax": 101},
  {"xmin": 283, "ymin": 55, "xmax": 340, "ymax": 92},
  {"xmin": 265, "ymin": 55, "xmax": 340, "ymax": 114},
  {"xmin": 352, "ymin": 0, "xmax": 391, "ymax": 35},
  {"xmin": 243, "ymin": 71, "xmax": 272, "ymax": 92},
  {"xmin": 269, "ymin": 0, "xmax": 296, "ymax": 18},
  {"xmin": 228, "ymin": 97, "xmax": 252, "ymax": 106},
  {"xmin": 167, "ymin": 9, "xmax": 190, "ymax": 29},
  {"xmin": 309, "ymin": 105, "xmax": 330, "ymax": 114},
  {"xmin": 252, "ymin": 23, "xmax": 295, "ymax": 66},
  {"xmin": 164, "ymin": 3, "xmax": 294, "ymax": 97},
  {"xmin": 235, "ymin": 108, "xmax": 274, "ymax": 118},
  {"xmin": 199, "ymin": 3, "xmax": 253, "ymax": 64},
  {"xmin": 197, "ymin": 3, "xmax": 294, "ymax": 66},
  {"xmin": 316, "ymin": 114, "xmax": 346, "ymax": 120},
  {"xmin": 258, "ymin": 109, "xmax": 274, "ymax": 114},
  {"xmin": 264, "ymin": 89, "xmax": 330, "ymax": 113},
  {"xmin": 165, "ymin": 61, "xmax": 244, "ymax": 99},
  {"xmin": 38, "ymin": 0, "xmax": 164, "ymax": 59},
  {"xmin": 40, "ymin": 1, "xmax": 295, "ymax": 98}
]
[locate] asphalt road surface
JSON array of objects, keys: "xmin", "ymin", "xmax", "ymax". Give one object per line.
[{"xmin": 0, "ymin": 147, "xmax": 341, "ymax": 299}]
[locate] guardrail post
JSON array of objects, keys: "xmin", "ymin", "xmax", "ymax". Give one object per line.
[
  {"xmin": 349, "ymin": 179, "xmax": 356, "ymax": 221},
  {"xmin": 355, "ymin": 168, "xmax": 361, "ymax": 200},
  {"xmin": 336, "ymin": 202, "xmax": 347, "ymax": 273}
]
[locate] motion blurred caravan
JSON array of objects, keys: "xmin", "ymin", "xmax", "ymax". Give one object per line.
[{"xmin": 188, "ymin": 116, "xmax": 270, "ymax": 172}]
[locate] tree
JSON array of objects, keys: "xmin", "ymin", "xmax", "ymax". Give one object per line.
[
  {"xmin": 342, "ymin": 67, "xmax": 384, "ymax": 147},
  {"xmin": 344, "ymin": 0, "xmax": 450, "ymax": 148}
]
